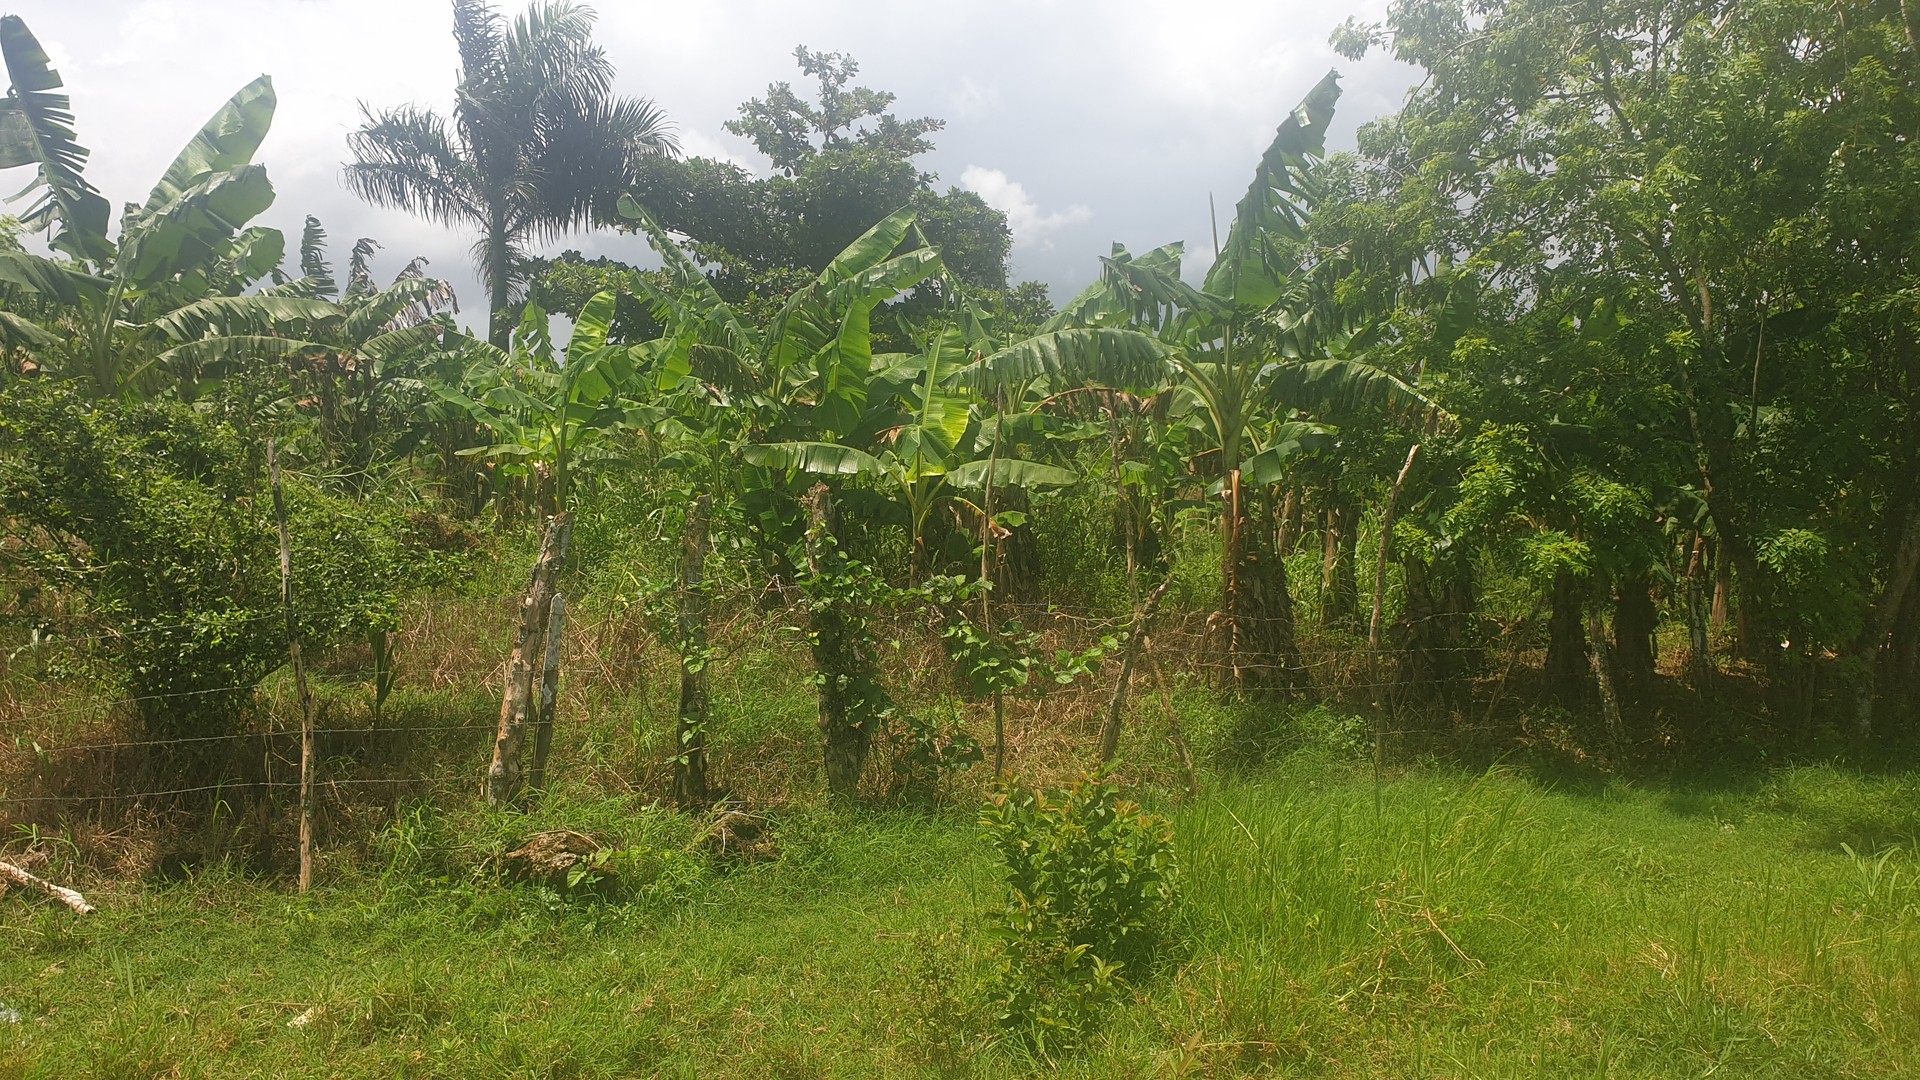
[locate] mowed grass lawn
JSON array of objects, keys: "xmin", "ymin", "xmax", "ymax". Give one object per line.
[{"xmin": 2, "ymin": 757, "xmax": 1917, "ymax": 1078}]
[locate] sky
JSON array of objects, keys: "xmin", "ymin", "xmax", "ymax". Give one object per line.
[{"xmin": 10, "ymin": 0, "xmax": 1419, "ymax": 330}]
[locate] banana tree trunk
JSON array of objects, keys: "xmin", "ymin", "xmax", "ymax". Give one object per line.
[
  {"xmin": 805, "ymin": 485, "xmax": 874, "ymax": 800},
  {"xmin": 1397, "ymin": 554, "xmax": 1479, "ymax": 704},
  {"xmin": 1320, "ymin": 489, "xmax": 1359, "ymax": 629},
  {"xmin": 1223, "ymin": 470, "xmax": 1306, "ymax": 694}
]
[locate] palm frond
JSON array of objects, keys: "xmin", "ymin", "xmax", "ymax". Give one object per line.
[{"xmin": 344, "ymin": 104, "xmax": 476, "ymax": 227}]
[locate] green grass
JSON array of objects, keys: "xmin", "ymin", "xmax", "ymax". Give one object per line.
[{"xmin": 3, "ymin": 757, "xmax": 1918, "ymax": 1077}]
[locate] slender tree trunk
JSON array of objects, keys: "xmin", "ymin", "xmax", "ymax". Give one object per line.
[
  {"xmin": 1335, "ymin": 504, "xmax": 1360, "ymax": 627},
  {"xmin": 673, "ymin": 495, "xmax": 713, "ymax": 807},
  {"xmin": 487, "ymin": 514, "xmax": 571, "ymax": 806},
  {"xmin": 1685, "ymin": 532, "xmax": 1714, "ymax": 684},
  {"xmin": 1221, "ymin": 468, "xmax": 1244, "ymax": 686},
  {"xmin": 1546, "ymin": 568, "xmax": 1590, "ymax": 702},
  {"xmin": 1369, "ymin": 448, "xmax": 1421, "ymax": 656},
  {"xmin": 1711, "ymin": 545, "xmax": 1730, "ymax": 640},
  {"xmin": 1099, "ymin": 573, "xmax": 1174, "ymax": 763},
  {"xmin": 270, "ymin": 441, "xmax": 316, "ymax": 892},
  {"xmin": 1891, "ymin": 580, "xmax": 1920, "ymax": 731},
  {"xmin": 487, "ymin": 212, "xmax": 513, "ymax": 350},
  {"xmin": 1589, "ymin": 607, "xmax": 1625, "ymax": 755},
  {"xmin": 1852, "ymin": 502, "xmax": 1920, "ymax": 736},
  {"xmin": 1369, "ymin": 446, "xmax": 1420, "ymax": 712}
]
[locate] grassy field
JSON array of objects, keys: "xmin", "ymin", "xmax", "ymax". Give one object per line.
[{"xmin": 2, "ymin": 751, "xmax": 1917, "ymax": 1078}]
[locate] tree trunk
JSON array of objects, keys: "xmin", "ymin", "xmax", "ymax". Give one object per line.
[
  {"xmin": 487, "ymin": 514, "xmax": 571, "ymax": 806},
  {"xmin": 270, "ymin": 441, "xmax": 317, "ymax": 892},
  {"xmin": 1891, "ymin": 578, "xmax": 1920, "ymax": 732},
  {"xmin": 487, "ymin": 213, "xmax": 513, "ymax": 350},
  {"xmin": 1710, "ymin": 540, "xmax": 1730, "ymax": 639},
  {"xmin": 1612, "ymin": 573, "xmax": 1658, "ymax": 703},
  {"xmin": 1320, "ymin": 493, "xmax": 1359, "ymax": 629},
  {"xmin": 1546, "ymin": 568, "xmax": 1589, "ymax": 702},
  {"xmin": 1589, "ymin": 607, "xmax": 1625, "ymax": 755},
  {"xmin": 994, "ymin": 487, "xmax": 1043, "ymax": 600},
  {"xmin": 1227, "ymin": 475, "xmax": 1308, "ymax": 694},
  {"xmin": 1396, "ymin": 555, "xmax": 1479, "ymax": 704},
  {"xmin": 1685, "ymin": 532, "xmax": 1714, "ymax": 683},
  {"xmin": 1099, "ymin": 573, "xmax": 1174, "ymax": 763},
  {"xmin": 1852, "ymin": 502, "xmax": 1920, "ymax": 736},
  {"xmin": 805, "ymin": 485, "xmax": 875, "ymax": 800},
  {"xmin": 673, "ymin": 495, "xmax": 713, "ymax": 808},
  {"xmin": 1276, "ymin": 484, "xmax": 1303, "ymax": 556}
]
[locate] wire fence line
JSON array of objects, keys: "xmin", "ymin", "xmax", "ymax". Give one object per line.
[{"xmin": 2, "ymin": 580, "xmax": 1565, "ymax": 814}]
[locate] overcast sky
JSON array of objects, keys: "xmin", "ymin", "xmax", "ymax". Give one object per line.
[{"xmin": 12, "ymin": 0, "xmax": 1418, "ymax": 329}]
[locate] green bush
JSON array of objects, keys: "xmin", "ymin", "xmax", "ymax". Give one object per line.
[
  {"xmin": 980, "ymin": 772, "xmax": 1178, "ymax": 1052},
  {"xmin": 0, "ymin": 383, "xmax": 406, "ymax": 754}
]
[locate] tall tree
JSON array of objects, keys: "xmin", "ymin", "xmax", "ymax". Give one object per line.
[
  {"xmin": 1339, "ymin": 0, "xmax": 1920, "ymax": 727},
  {"xmin": 346, "ymin": 0, "xmax": 676, "ymax": 347},
  {"xmin": 629, "ymin": 46, "xmax": 1012, "ymax": 298}
]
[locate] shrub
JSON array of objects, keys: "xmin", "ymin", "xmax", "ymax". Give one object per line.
[
  {"xmin": 980, "ymin": 772, "xmax": 1178, "ymax": 1052},
  {"xmin": 0, "ymin": 383, "xmax": 406, "ymax": 759}
]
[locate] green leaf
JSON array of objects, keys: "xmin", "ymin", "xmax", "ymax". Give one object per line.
[
  {"xmin": 226, "ymin": 225, "xmax": 284, "ymax": 285},
  {"xmin": 1240, "ymin": 422, "xmax": 1336, "ymax": 484},
  {"xmin": 149, "ymin": 294, "xmax": 339, "ymax": 341},
  {"xmin": 951, "ymin": 328, "xmax": 1176, "ymax": 396},
  {"xmin": 741, "ymin": 441, "xmax": 886, "ymax": 477},
  {"xmin": 1202, "ymin": 70, "xmax": 1340, "ymax": 309},
  {"xmin": 0, "ymin": 249, "xmax": 104, "ymax": 304},
  {"xmin": 0, "ymin": 308, "xmax": 55, "ymax": 349},
  {"xmin": 120, "ymin": 165, "xmax": 276, "ymax": 286},
  {"xmin": 1260, "ymin": 357, "xmax": 1445, "ymax": 426},
  {"xmin": 947, "ymin": 458, "xmax": 1081, "ymax": 490},
  {"xmin": 0, "ymin": 15, "xmax": 111, "ymax": 262},
  {"xmin": 568, "ymin": 289, "xmax": 618, "ymax": 357},
  {"xmin": 143, "ymin": 75, "xmax": 275, "ymax": 213}
]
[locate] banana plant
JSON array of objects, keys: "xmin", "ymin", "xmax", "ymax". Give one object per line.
[
  {"xmin": 146, "ymin": 218, "xmax": 467, "ymax": 468},
  {"xmin": 437, "ymin": 289, "xmax": 639, "ymax": 516},
  {"xmin": 0, "ymin": 15, "xmax": 286, "ymax": 397},
  {"xmin": 954, "ymin": 71, "xmax": 1440, "ymax": 691}
]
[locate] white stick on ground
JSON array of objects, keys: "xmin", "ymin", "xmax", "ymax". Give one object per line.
[{"xmin": 0, "ymin": 860, "xmax": 95, "ymax": 914}]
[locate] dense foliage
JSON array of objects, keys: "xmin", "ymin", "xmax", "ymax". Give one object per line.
[{"xmin": 2, "ymin": 0, "xmax": 1918, "ymax": 796}]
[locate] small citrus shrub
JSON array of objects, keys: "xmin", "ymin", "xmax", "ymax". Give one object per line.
[{"xmin": 980, "ymin": 773, "xmax": 1177, "ymax": 1051}]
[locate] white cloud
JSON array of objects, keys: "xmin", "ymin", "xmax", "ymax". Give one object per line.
[
  {"xmin": 948, "ymin": 76, "xmax": 1000, "ymax": 120},
  {"xmin": 98, "ymin": 1, "xmax": 184, "ymax": 68},
  {"xmin": 673, "ymin": 128, "xmax": 762, "ymax": 175},
  {"xmin": 959, "ymin": 165, "xmax": 1090, "ymax": 249}
]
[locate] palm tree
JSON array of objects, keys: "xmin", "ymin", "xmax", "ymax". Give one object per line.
[{"xmin": 345, "ymin": 0, "xmax": 676, "ymax": 347}]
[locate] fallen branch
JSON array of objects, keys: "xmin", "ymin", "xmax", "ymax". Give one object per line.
[{"xmin": 0, "ymin": 860, "xmax": 95, "ymax": 914}]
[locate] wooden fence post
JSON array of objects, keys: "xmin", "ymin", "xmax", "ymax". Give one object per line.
[
  {"xmin": 269, "ymin": 440, "xmax": 317, "ymax": 892},
  {"xmin": 528, "ymin": 591, "xmax": 566, "ymax": 792},
  {"xmin": 487, "ymin": 513, "xmax": 571, "ymax": 806}
]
